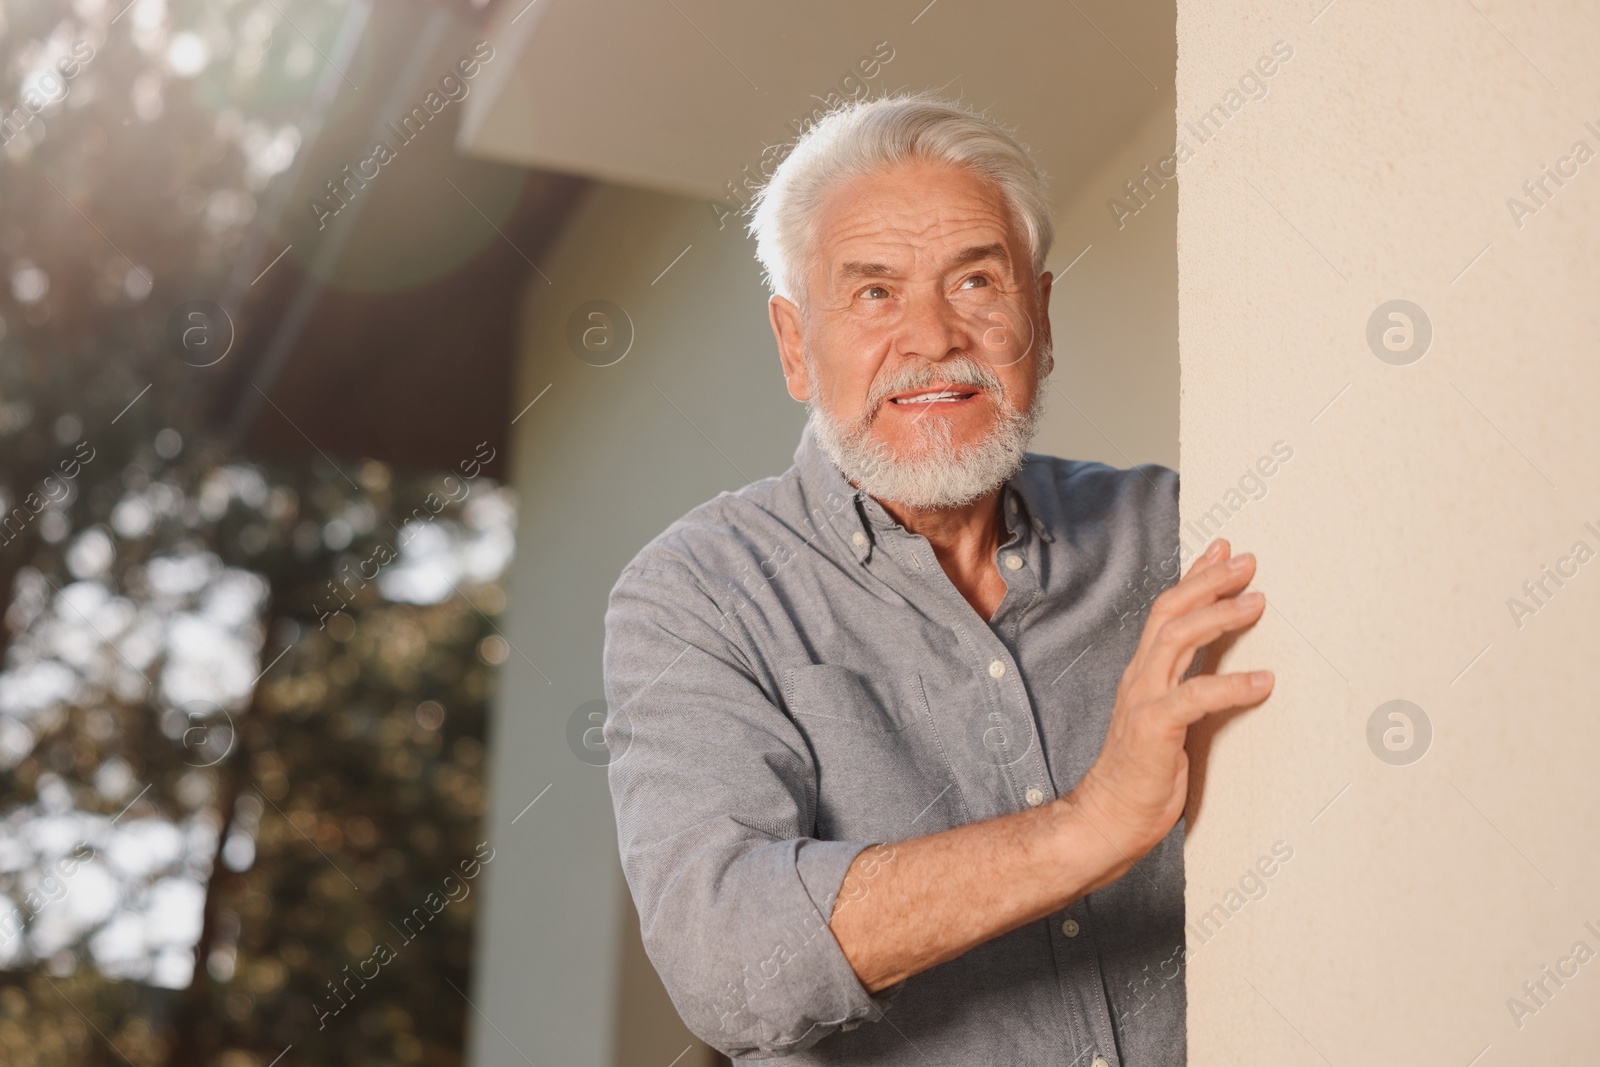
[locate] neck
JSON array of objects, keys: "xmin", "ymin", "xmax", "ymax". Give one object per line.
[
  {"xmin": 872, "ymin": 488, "xmax": 1006, "ymax": 559},
  {"xmin": 864, "ymin": 484, "xmax": 1009, "ymax": 620}
]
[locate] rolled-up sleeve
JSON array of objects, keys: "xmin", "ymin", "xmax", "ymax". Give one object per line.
[{"xmin": 602, "ymin": 558, "xmax": 904, "ymax": 1058}]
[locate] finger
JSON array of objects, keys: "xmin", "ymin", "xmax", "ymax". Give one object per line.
[
  {"xmin": 1162, "ymin": 668, "xmax": 1274, "ymax": 726},
  {"xmin": 1152, "ymin": 550, "xmax": 1256, "ymax": 623},
  {"xmin": 1149, "ymin": 590, "xmax": 1267, "ymax": 688},
  {"xmin": 1183, "ymin": 538, "xmax": 1230, "ymax": 581},
  {"xmin": 1131, "ymin": 553, "xmax": 1258, "ymax": 678}
]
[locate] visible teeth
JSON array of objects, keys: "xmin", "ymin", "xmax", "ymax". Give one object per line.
[{"xmin": 896, "ymin": 390, "xmax": 967, "ymax": 404}]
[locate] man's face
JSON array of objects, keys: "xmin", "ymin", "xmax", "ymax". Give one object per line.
[{"xmin": 770, "ymin": 158, "xmax": 1054, "ymax": 509}]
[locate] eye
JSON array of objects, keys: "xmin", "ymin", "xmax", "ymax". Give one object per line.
[
  {"xmin": 859, "ymin": 284, "xmax": 890, "ymax": 300},
  {"xmin": 959, "ymin": 274, "xmax": 991, "ymax": 289}
]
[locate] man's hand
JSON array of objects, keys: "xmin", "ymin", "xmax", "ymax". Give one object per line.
[
  {"xmin": 1071, "ymin": 538, "xmax": 1272, "ymax": 860},
  {"xmin": 826, "ymin": 537, "xmax": 1271, "ymax": 994}
]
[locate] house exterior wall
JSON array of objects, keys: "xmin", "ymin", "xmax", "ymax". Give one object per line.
[{"xmin": 1176, "ymin": 2, "xmax": 1600, "ymax": 1062}]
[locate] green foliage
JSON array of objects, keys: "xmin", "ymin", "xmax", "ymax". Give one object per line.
[{"xmin": 0, "ymin": 2, "xmax": 511, "ymax": 1064}]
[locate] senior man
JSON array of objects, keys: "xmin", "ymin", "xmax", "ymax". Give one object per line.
[{"xmin": 602, "ymin": 92, "xmax": 1272, "ymax": 1065}]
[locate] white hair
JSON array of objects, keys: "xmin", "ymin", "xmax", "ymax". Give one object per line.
[
  {"xmin": 747, "ymin": 90, "xmax": 1055, "ymax": 310},
  {"xmin": 804, "ymin": 347, "xmax": 1052, "ymax": 510}
]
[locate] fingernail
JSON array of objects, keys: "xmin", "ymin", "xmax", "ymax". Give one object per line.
[
  {"xmin": 1229, "ymin": 552, "xmax": 1253, "ymax": 569},
  {"xmin": 1205, "ymin": 539, "xmax": 1225, "ymax": 559},
  {"xmin": 1251, "ymin": 671, "xmax": 1273, "ymax": 686}
]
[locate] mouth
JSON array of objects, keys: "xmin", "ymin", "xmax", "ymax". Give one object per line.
[{"xmin": 886, "ymin": 386, "xmax": 982, "ymax": 407}]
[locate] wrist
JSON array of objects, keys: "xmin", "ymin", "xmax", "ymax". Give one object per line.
[
  {"xmin": 1048, "ymin": 784, "xmax": 1140, "ymax": 896},
  {"xmin": 1072, "ymin": 766, "xmax": 1173, "ymax": 852}
]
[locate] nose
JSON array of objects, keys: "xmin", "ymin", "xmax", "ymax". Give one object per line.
[{"xmin": 892, "ymin": 286, "xmax": 969, "ymax": 364}]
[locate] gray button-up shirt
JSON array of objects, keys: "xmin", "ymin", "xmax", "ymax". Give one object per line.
[{"xmin": 603, "ymin": 417, "xmax": 1186, "ymax": 1065}]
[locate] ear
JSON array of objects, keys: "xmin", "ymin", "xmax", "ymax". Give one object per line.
[
  {"xmin": 769, "ymin": 294, "xmax": 810, "ymax": 401},
  {"xmin": 1035, "ymin": 270, "xmax": 1055, "ymax": 377}
]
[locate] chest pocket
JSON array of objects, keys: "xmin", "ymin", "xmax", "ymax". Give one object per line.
[{"xmin": 783, "ymin": 663, "xmax": 922, "ymax": 733}]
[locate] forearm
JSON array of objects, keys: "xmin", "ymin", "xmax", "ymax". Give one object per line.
[{"xmin": 827, "ymin": 788, "xmax": 1136, "ymax": 992}]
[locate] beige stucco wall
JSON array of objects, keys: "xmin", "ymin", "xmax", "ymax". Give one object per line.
[
  {"xmin": 470, "ymin": 92, "xmax": 1182, "ymax": 1066},
  {"xmin": 1177, "ymin": 2, "xmax": 1600, "ymax": 1063}
]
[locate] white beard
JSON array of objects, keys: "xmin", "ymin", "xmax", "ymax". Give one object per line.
[{"xmin": 806, "ymin": 347, "xmax": 1049, "ymax": 511}]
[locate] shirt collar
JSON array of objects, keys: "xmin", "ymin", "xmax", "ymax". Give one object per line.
[
  {"xmin": 793, "ymin": 416, "xmax": 1053, "ymax": 563},
  {"xmin": 794, "ymin": 416, "xmax": 877, "ymax": 563},
  {"xmin": 1005, "ymin": 465, "xmax": 1053, "ymax": 543}
]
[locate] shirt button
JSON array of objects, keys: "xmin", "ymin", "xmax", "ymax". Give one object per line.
[
  {"xmin": 988, "ymin": 659, "xmax": 1006, "ymax": 679},
  {"xmin": 1024, "ymin": 786, "xmax": 1045, "ymax": 806},
  {"xmin": 1091, "ymin": 1058, "xmax": 1109, "ymax": 1067},
  {"xmin": 1008, "ymin": 497, "xmax": 1017, "ymax": 513},
  {"xmin": 851, "ymin": 531, "xmax": 866, "ymax": 547},
  {"xmin": 1061, "ymin": 918, "xmax": 1080, "ymax": 937},
  {"xmin": 1003, "ymin": 554, "xmax": 1023, "ymax": 571},
  {"xmin": 1033, "ymin": 517, "xmax": 1045, "ymax": 533}
]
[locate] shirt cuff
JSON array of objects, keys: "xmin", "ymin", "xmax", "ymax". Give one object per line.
[{"xmin": 794, "ymin": 840, "xmax": 910, "ymax": 1028}]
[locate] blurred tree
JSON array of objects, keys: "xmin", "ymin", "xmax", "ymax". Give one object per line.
[{"xmin": 0, "ymin": 1, "xmax": 518, "ymax": 1064}]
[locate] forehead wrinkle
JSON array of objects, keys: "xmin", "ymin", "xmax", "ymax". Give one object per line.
[
  {"xmin": 828, "ymin": 210, "xmax": 1016, "ymax": 275},
  {"xmin": 833, "ymin": 173, "xmax": 923, "ymax": 273},
  {"xmin": 817, "ymin": 168, "xmax": 1024, "ymax": 293},
  {"xmin": 943, "ymin": 241, "xmax": 1011, "ymax": 272},
  {"xmin": 836, "ymin": 241, "xmax": 1010, "ymax": 287}
]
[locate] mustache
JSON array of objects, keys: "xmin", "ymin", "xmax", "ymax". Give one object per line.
[{"xmin": 864, "ymin": 357, "xmax": 1007, "ymax": 416}]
